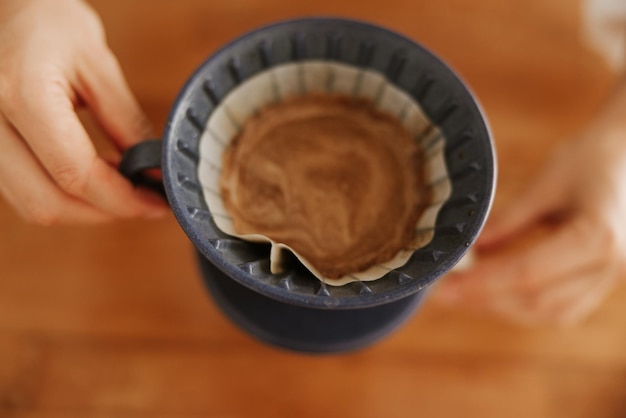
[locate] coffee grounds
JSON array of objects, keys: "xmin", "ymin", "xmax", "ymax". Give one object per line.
[{"xmin": 220, "ymin": 94, "xmax": 431, "ymax": 279}]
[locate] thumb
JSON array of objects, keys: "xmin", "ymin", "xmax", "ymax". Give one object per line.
[
  {"xmin": 478, "ymin": 175, "xmax": 560, "ymax": 249},
  {"xmin": 76, "ymin": 46, "xmax": 154, "ymax": 150}
]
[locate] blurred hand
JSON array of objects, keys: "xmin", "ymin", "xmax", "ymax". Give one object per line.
[
  {"xmin": 0, "ymin": 0, "xmax": 167, "ymax": 225},
  {"xmin": 435, "ymin": 82, "xmax": 626, "ymax": 326}
]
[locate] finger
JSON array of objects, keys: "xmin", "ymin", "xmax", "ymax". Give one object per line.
[
  {"xmin": 533, "ymin": 262, "xmax": 619, "ymax": 326},
  {"xmin": 0, "ymin": 116, "xmax": 112, "ymax": 224},
  {"xmin": 456, "ymin": 217, "xmax": 603, "ymax": 297},
  {"xmin": 478, "ymin": 176, "xmax": 562, "ymax": 249},
  {"xmin": 1, "ymin": 77, "xmax": 167, "ymax": 219},
  {"xmin": 507, "ymin": 217, "xmax": 607, "ymax": 294},
  {"xmin": 488, "ymin": 263, "xmax": 617, "ymax": 326},
  {"xmin": 434, "ymin": 263, "xmax": 585, "ymax": 326},
  {"xmin": 433, "ymin": 270, "xmax": 528, "ymax": 322},
  {"xmin": 76, "ymin": 46, "xmax": 154, "ymax": 150},
  {"xmin": 436, "ymin": 245, "xmax": 615, "ymax": 326}
]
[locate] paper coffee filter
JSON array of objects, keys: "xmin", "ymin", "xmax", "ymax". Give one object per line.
[{"xmin": 198, "ymin": 60, "xmax": 452, "ymax": 286}]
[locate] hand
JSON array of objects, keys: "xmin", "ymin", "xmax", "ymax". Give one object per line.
[
  {"xmin": 0, "ymin": 0, "xmax": 167, "ymax": 225},
  {"xmin": 435, "ymin": 83, "xmax": 626, "ymax": 326}
]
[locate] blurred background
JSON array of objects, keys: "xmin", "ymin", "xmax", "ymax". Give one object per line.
[{"xmin": 1, "ymin": 0, "xmax": 625, "ymax": 417}]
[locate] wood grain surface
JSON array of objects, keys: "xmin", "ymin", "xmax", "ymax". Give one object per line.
[{"xmin": 1, "ymin": 0, "xmax": 625, "ymax": 417}]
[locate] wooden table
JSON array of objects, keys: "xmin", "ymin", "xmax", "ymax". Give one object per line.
[{"xmin": 1, "ymin": 0, "xmax": 625, "ymax": 417}]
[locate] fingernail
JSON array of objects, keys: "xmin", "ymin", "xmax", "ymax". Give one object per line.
[
  {"xmin": 135, "ymin": 188, "xmax": 168, "ymax": 207},
  {"xmin": 478, "ymin": 222, "xmax": 497, "ymax": 240},
  {"xmin": 434, "ymin": 284, "xmax": 461, "ymax": 304},
  {"xmin": 145, "ymin": 208, "xmax": 169, "ymax": 220},
  {"xmin": 476, "ymin": 224, "xmax": 501, "ymax": 248}
]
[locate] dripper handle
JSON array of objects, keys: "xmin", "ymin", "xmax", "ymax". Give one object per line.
[{"xmin": 118, "ymin": 139, "xmax": 166, "ymax": 199}]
